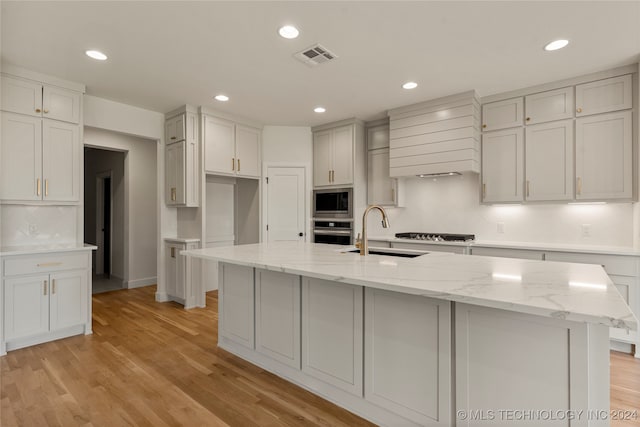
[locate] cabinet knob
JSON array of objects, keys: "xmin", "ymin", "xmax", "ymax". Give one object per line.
[
  {"xmin": 170, "ymin": 136, "xmax": 176, "ymax": 140},
  {"xmin": 482, "ymin": 124, "xmax": 487, "ymax": 129},
  {"xmin": 43, "ymin": 109, "xmax": 49, "ymax": 114},
  {"xmin": 576, "ymin": 107, "xmax": 583, "ymax": 113},
  {"xmin": 35, "ymin": 108, "xmax": 42, "ymax": 113},
  {"xmin": 526, "ymin": 117, "xmax": 531, "ymax": 122}
]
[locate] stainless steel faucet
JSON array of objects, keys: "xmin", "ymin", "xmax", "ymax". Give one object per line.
[{"xmin": 360, "ymin": 205, "xmax": 390, "ymax": 256}]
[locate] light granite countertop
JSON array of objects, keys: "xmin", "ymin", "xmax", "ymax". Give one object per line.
[
  {"xmin": 0, "ymin": 243, "xmax": 97, "ymax": 256},
  {"xmin": 183, "ymin": 241, "xmax": 638, "ymax": 331}
]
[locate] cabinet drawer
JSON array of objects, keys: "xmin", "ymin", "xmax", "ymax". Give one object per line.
[
  {"xmin": 470, "ymin": 246, "xmax": 544, "ymax": 260},
  {"xmin": 4, "ymin": 252, "xmax": 89, "ymax": 276},
  {"xmin": 544, "ymin": 252, "xmax": 638, "ymax": 277},
  {"xmin": 391, "ymin": 241, "xmax": 467, "ymax": 254}
]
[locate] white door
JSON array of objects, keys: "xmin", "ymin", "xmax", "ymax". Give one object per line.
[
  {"xmin": 481, "ymin": 128, "xmax": 524, "ymax": 203},
  {"xmin": 576, "ymin": 74, "xmax": 632, "ymax": 117},
  {"xmin": 331, "ymin": 125, "xmax": 354, "ymax": 186},
  {"xmin": 524, "ymin": 87, "xmax": 574, "ymax": 125},
  {"xmin": 42, "ymin": 119, "xmax": 80, "ymax": 201},
  {"xmin": 165, "ymin": 141, "xmax": 185, "ymax": 205},
  {"xmin": 165, "ymin": 114, "xmax": 185, "ymax": 143},
  {"xmin": 1, "ymin": 76, "xmax": 42, "ymax": 117},
  {"xmin": 204, "ymin": 116, "xmax": 235, "ymax": 175},
  {"xmin": 219, "ymin": 263, "xmax": 255, "ymax": 349},
  {"xmin": 0, "ymin": 112, "xmax": 42, "ymax": 201},
  {"xmin": 4, "ymin": 275, "xmax": 50, "ymax": 340},
  {"xmin": 266, "ymin": 166, "xmax": 305, "ymax": 242},
  {"xmin": 481, "ymin": 97, "xmax": 523, "ymax": 131},
  {"xmin": 313, "ymin": 130, "xmax": 332, "ymax": 186},
  {"xmin": 42, "ymin": 85, "xmax": 81, "ymax": 124},
  {"xmin": 576, "ymin": 111, "xmax": 632, "ymax": 200},
  {"xmin": 235, "ymin": 125, "xmax": 261, "ymax": 178},
  {"xmin": 49, "ymin": 270, "xmax": 87, "ymax": 331},
  {"xmin": 525, "ymin": 120, "xmax": 573, "ymax": 201}
]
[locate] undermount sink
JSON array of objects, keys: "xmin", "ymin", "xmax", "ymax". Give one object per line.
[{"xmin": 346, "ymin": 249, "xmax": 426, "ymax": 258}]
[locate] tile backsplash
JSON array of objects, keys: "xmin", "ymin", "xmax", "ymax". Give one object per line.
[{"xmin": 1, "ymin": 205, "xmax": 78, "ymax": 247}]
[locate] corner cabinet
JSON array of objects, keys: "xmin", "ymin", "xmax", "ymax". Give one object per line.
[
  {"xmin": 203, "ymin": 115, "xmax": 261, "ymax": 179},
  {"xmin": 2, "ymin": 250, "xmax": 93, "ymax": 353},
  {"xmin": 165, "ymin": 110, "xmax": 199, "ymax": 207},
  {"xmin": 1, "ymin": 74, "xmax": 82, "ymax": 203},
  {"xmin": 313, "ymin": 124, "xmax": 356, "ymax": 187}
]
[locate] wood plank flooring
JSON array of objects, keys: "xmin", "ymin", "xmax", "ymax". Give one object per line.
[{"xmin": 1, "ymin": 285, "xmax": 639, "ymax": 426}]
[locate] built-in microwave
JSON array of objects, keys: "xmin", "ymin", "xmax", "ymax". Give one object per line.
[{"xmin": 313, "ymin": 188, "xmax": 353, "ymax": 218}]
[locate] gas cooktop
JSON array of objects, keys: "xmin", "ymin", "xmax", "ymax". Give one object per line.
[{"xmin": 395, "ymin": 232, "xmax": 475, "ymax": 242}]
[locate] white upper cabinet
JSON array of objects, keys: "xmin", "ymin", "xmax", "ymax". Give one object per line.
[
  {"xmin": 481, "ymin": 97, "xmax": 523, "ymax": 131},
  {"xmin": 367, "ymin": 124, "xmax": 401, "ymax": 206},
  {"xmin": 575, "ymin": 74, "xmax": 632, "ymax": 117},
  {"xmin": 481, "ymin": 127, "xmax": 524, "ymax": 203},
  {"xmin": 42, "ymin": 119, "xmax": 80, "ymax": 202},
  {"xmin": 1, "ymin": 113, "xmax": 42, "ymax": 201},
  {"xmin": 575, "ymin": 110, "xmax": 632, "ymax": 200},
  {"xmin": 524, "ymin": 87, "xmax": 574, "ymax": 125},
  {"xmin": 165, "ymin": 111, "xmax": 199, "ymax": 207},
  {"xmin": 2, "ymin": 76, "xmax": 80, "ymax": 124},
  {"xmin": 313, "ymin": 124, "xmax": 354, "ymax": 187},
  {"xmin": 204, "ymin": 115, "xmax": 261, "ymax": 179},
  {"xmin": 525, "ymin": 120, "xmax": 573, "ymax": 201}
]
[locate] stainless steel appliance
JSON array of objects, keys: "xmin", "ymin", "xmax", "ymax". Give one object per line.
[
  {"xmin": 313, "ymin": 188, "xmax": 352, "ymax": 218},
  {"xmin": 313, "ymin": 219, "xmax": 353, "ymax": 245},
  {"xmin": 395, "ymin": 232, "xmax": 475, "ymax": 242}
]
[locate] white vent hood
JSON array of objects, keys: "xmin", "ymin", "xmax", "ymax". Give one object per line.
[{"xmin": 387, "ymin": 90, "xmax": 480, "ymax": 177}]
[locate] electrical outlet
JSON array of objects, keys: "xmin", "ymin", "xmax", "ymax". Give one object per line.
[
  {"xmin": 497, "ymin": 222, "xmax": 505, "ymax": 234},
  {"xmin": 28, "ymin": 223, "xmax": 38, "ymax": 235},
  {"xmin": 581, "ymin": 224, "xmax": 591, "ymax": 237}
]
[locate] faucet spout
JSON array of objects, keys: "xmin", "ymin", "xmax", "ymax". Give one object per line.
[{"xmin": 360, "ymin": 205, "xmax": 390, "ymax": 256}]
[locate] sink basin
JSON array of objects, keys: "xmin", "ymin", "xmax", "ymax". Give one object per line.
[{"xmin": 346, "ymin": 249, "xmax": 426, "ymax": 258}]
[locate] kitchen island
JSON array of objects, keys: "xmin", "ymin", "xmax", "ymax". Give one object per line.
[{"xmin": 184, "ymin": 242, "xmax": 637, "ymax": 427}]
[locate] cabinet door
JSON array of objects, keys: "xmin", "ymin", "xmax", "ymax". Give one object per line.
[
  {"xmin": 1, "ymin": 113, "xmax": 42, "ymax": 201},
  {"xmin": 365, "ymin": 289, "xmax": 451, "ymax": 426},
  {"xmin": 576, "ymin": 74, "xmax": 632, "ymax": 117},
  {"xmin": 42, "ymin": 85, "xmax": 81, "ymax": 124},
  {"xmin": 525, "ymin": 87, "xmax": 574, "ymax": 125},
  {"xmin": 165, "ymin": 114, "xmax": 185, "ymax": 143},
  {"xmin": 367, "ymin": 125, "xmax": 389, "ymax": 150},
  {"xmin": 482, "ymin": 97, "xmax": 523, "ymax": 131},
  {"xmin": 470, "ymin": 246, "xmax": 544, "ymax": 260},
  {"xmin": 235, "ymin": 125, "xmax": 261, "ymax": 178},
  {"xmin": 525, "ymin": 120, "xmax": 573, "ymax": 201},
  {"xmin": 204, "ymin": 116, "xmax": 235, "ymax": 175},
  {"xmin": 49, "ymin": 270, "xmax": 87, "ymax": 331},
  {"xmin": 331, "ymin": 125, "xmax": 354, "ymax": 186},
  {"xmin": 1, "ymin": 76, "xmax": 42, "ymax": 117},
  {"xmin": 165, "ymin": 141, "xmax": 185, "ymax": 205},
  {"xmin": 313, "ymin": 130, "xmax": 332, "ymax": 186},
  {"xmin": 184, "ymin": 138, "xmax": 199, "ymax": 207},
  {"xmin": 165, "ymin": 243, "xmax": 178, "ymax": 298},
  {"xmin": 368, "ymin": 148, "xmax": 396, "ymax": 205},
  {"xmin": 42, "ymin": 119, "xmax": 80, "ymax": 201},
  {"xmin": 608, "ymin": 275, "xmax": 638, "ymax": 343},
  {"xmin": 219, "ymin": 263, "xmax": 255, "ymax": 349},
  {"xmin": 255, "ymin": 269, "xmax": 301, "ymax": 368},
  {"xmin": 302, "ymin": 278, "xmax": 363, "ymax": 396},
  {"xmin": 4, "ymin": 275, "xmax": 49, "ymax": 340},
  {"xmin": 481, "ymin": 128, "xmax": 524, "ymax": 203},
  {"xmin": 576, "ymin": 111, "xmax": 632, "ymax": 200},
  {"xmin": 175, "ymin": 244, "xmax": 186, "ymax": 300}
]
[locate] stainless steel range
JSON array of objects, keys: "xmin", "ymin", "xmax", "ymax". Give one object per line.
[{"xmin": 395, "ymin": 232, "xmax": 475, "ymax": 242}]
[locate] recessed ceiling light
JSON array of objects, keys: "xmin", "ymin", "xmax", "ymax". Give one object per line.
[
  {"xmin": 85, "ymin": 50, "xmax": 107, "ymax": 61},
  {"xmin": 544, "ymin": 39, "xmax": 569, "ymax": 51},
  {"xmin": 314, "ymin": 107, "xmax": 326, "ymax": 113},
  {"xmin": 402, "ymin": 81, "xmax": 418, "ymax": 90},
  {"xmin": 278, "ymin": 25, "xmax": 299, "ymax": 39},
  {"xmin": 214, "ymin": 94, "xmax": 229, "ymax": 102}
]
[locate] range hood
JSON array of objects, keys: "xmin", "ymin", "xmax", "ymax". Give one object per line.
[
  {"xmin": 387, "ymin": 91, "xmax": 480, "ymax": 178},
  {"xmin": 417, "ymin": 172, "xmax": 462, "ymax": 178}
]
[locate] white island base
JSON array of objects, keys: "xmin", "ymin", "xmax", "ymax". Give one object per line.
[{"xmin": 217, "ymin": 262, "xmax": 610, "ymax": 427}]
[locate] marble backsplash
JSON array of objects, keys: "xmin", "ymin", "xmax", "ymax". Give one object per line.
[{"xmin": 0, "ymin": 205, "xmax": 78, "ymax": 247}]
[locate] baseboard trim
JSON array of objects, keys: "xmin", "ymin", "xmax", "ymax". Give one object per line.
[{"xmin": 127, "ymin": 277, "xmax": 157, "ymax": 289}]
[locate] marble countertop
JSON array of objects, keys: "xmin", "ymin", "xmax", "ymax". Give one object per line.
[
  {"xmin": 0, "ymin": 243, "xmax": 98, "ymax": 256},
  {"xmin": 183, "ymin": 241, "xmax": 638, "ymax": 331},
  {"xmin": 164, "ymin": 237, "xmax": 201, "ymax": 244},
  {"xmin": 369, "ymin": 236, "xmax": 640, "ymax": 256}
]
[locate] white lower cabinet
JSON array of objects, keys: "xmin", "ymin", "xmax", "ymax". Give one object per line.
[
  {"xmin": 2, "ymin": 251, "xmax": 91, "ymax": 352},
  {"xmin": 302, "ymin": 277, "xmax": 363, "ymax": 396},
  {"xmin": 470, "ymin": 246, "xmax": 544, "ymax": 260},
  {"xmin": 364, "ymin": 288, "xmax": 452, "ymax": 426},
  {"xmin": 219, "ymin": 263, "xmax": 255, "ymax": 349},
  {"xmin": 255, "ymin": 269, "xmax": 301, "ymax": 368},
  {"xmin": 164, "ymin": 239, "xmax": 200, "ymax": 308}
]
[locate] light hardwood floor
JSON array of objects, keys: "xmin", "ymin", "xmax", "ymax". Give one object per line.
[{"xmin": 1, "ymin": 286, "xmax": 638, "ymax": 426}]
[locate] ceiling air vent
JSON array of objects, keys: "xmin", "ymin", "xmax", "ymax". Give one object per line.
[{"xmin": 294, "ymin": 44, "xmax": 338, "ymax": 67}]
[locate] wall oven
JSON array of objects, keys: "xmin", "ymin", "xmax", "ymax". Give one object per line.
[
  {"xmin": 313, "ymin": 188, "xmax": 352, "ymax": 218},
  {"xmin": 313, "ymin": 220, "xmax": 353, "ymax": 245}
]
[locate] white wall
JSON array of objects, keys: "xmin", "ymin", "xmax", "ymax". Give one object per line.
[
  {"xmin": 83, "ymin": 127, "xmax": 158, "ymax": 287},
  {"xmin": 366, "ymin": 173, "xmax": 636, "ymax": 247}
]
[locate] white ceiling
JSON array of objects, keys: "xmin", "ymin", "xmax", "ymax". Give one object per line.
[{"xmin": 2, "ymin": 1, "xmax": 640, "ymax": 126}]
